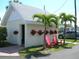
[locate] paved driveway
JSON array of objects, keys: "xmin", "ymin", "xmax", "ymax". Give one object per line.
[
  {"xmin": 0, "ymin": 46, "xmax": 22, "ymax": 56},
  {"xmin": 25, "ymin": 45, "xmax": 79, "ymax": 59},
  {"xmin": 0, "ymin": 46, "xmax": 23, "ymax": 59},
  {"xmin": 37, "ymin": 46, "xmax": 79, "ymax": 59},
  {"xmin": 0, "ymin": 56, "xmax": 20, "ymax": 59},
  {"xmin": 0, "ymin": 45, "xmax": 79, "ymax": 59}
]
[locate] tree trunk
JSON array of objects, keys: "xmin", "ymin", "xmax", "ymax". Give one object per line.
[{"xmin": 43, "ymin": 25, "xmax": 47, "ymax": 49}]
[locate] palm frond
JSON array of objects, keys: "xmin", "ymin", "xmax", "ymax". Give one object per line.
[
  {"xmin": 33, "ymin": 13, "xmax": 59, "ymax": 28},
  {"xmin": 33, "ymin": 14, "xmax": 44, "ymax": 21}
]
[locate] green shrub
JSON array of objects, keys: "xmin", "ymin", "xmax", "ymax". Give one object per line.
[
  {"xmin": 58, "ymin": 35, "xmax": 64, "ymax": 39},
  {"xmin": 0, "ymin": 27, "xmax": 7, "ymax": 44}
]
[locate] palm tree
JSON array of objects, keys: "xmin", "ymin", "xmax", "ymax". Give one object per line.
[
  {"xmin": 67, "ymin": 14, "xmax": 75, "ymax": 28},
  {"xmin": 33, "ymin": 13, "xmax": 58, "ymax": 48},
  {"xmin": 59, "ymin": 13, "xmax": 75, "ymax": 41}
]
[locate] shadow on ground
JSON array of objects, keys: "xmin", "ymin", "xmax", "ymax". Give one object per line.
[
  {"xmin": 24, "ymin": 48, "xmax": 51, "ymax": 59},
  {"xmin": 22, "ymin": 43, "xmax": 73, "ymax": 59},
  {"xmin": 25, "ymin": 52, "xmax": 50, "ymax": 59},
  {"xmin": 61, "ymin": 43, "xmax": 72, "ymax": 49}
]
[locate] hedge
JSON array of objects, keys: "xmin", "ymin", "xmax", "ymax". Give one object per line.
[{"xmin": 0, "ymin": 27, "xmax": 7, "ymax": 44}]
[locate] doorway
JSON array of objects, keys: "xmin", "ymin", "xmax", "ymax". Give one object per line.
[{"xmin": 21, "ymin": 25, "xmax": 25, "ymax": 46}]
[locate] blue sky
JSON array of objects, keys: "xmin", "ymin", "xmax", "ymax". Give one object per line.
[{"xmin": 0, "ymin": 0, "xmax": 79, "ymax": 19}]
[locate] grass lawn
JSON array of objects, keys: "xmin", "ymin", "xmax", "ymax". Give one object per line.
[
  {"xmin": 65, "ymin": 39, "xmax": 79, "ymax": 42},
  {"xmin": 19, "ymin": 43, "xmax": 77, "ymax": 58},
  {"xmin": 49, "ymin": 43, "xmax": 75, "ymax": 52}
]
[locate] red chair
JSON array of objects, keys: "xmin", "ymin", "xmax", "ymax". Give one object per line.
[
  {"xmin": 52, "ymin": 35, "xmax": 58, "ymax": 46},
  {"xmin": 45, "ymin": 35, "xmax": 51, "ymax": 47},
  {"xmin": 45, "ymin": 35, "xmax": 58, "ymax": 48}
]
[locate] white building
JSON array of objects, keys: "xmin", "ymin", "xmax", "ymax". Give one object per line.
[{"xmin": 1, "ymin": 1, "xmax": 56, "ymax": 48}]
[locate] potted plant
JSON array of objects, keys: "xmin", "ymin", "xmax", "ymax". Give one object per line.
[
  {"xmin": 50, "ymin": 30, "xmax": 54, "ymax": 35},
  {"xmin": 38, "ymin": 30, "xmax": 43, "ymax": 35},
  {"xmin": 31, "ymin": 29, "xmax": 36, "ymax": 35},
  {"xmin": 54, "ymin": 30, "xmax": 57, "ymax": 34},
  {"xmin": 45, "ymin": 30, "xmax": 49, "ymax": 34}
]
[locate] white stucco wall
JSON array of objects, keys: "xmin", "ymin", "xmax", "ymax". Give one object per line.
[
  {"xmin": 6, "ymin": 7, "xmax": 24, "ymax": 45},
  {"xmin": 6, "ymin": 20, "xmax": 56, "ymax": 48},
  {"xmin": 6, "ymin": 21, "xmax": 21, "ymax": 45},
  {"xmin": 25, "ymin": 24, "xmax": 56, "ymax": 47},
  {"xmin": 25, "ymin": 24, "xmax": 44, "ymax": 47}
]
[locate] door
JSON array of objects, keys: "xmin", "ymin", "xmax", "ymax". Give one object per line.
[{"xmin": 21, "ymin": 25, "xmax": 25, "ymax": 46}]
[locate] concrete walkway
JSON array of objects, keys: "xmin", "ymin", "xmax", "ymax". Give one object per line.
[
  {"xmin": 0, "ymin": 46, "xmax": 23, "ymax": 59},
  {"xmin": 0, "ymin": 46, "xmax": 22, "ymax": 56}
]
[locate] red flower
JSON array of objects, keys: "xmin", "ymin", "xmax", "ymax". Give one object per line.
[
  {"xmin": 54, "ymin": 30, "xmax": 57, "ymax": 34},
  {"xmin": 50, "ymin": 30, "xmax": 54, "ymax": 35},
  {"xmin": 31, "ymin": 30, "xmax": 36, "ymax": 35},
  {"xmin": 45, "ymin": 30, "xmax": 49, "ymax": 34},
  {"xmin": 38, "ymin": 30, "xmax": 43, "ymax": 35}
]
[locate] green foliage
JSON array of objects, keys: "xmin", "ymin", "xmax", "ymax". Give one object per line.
[
  {"xmin": 59, "ymin": 13, "xmax": 75, "ymax": 40},
  {"xmin": 0, "ymin": 27, "xmax": 7, "ymax": 45},
  {"xmin": 33, "ymin": 13, "xmax": 58, "ymax": 28},
  {"xmin": 58, "ymin": 34, "xmax": 64, "ymax": 39},
  {"xmin": 59, "ymin": 13, "xmax": 75, "ymax": 24}
]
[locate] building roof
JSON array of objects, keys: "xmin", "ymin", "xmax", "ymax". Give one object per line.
[
  {"xmin": 12, "ymin": 3, "xmax": 46, "ymax": 20},
  {"xmin": 1, "ymin": 2, "xmax": 48, "ymax": 26}
]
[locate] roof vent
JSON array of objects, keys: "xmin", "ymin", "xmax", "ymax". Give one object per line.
[
  {"xmin": 13, "ymin": 0, "xmax": 19, "ymax": 3},
  {"xmin": 9, "ymin": 0, "xmax": 22, "ymax": 4}
]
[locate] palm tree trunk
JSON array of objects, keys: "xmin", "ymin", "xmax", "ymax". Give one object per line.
[
  {"xmin": 43, "ymin": 24, "xmax": 47, "ymax": 49},
  {"xmin": 56, "ymin": 28, "xmax": 59, "ymax": 44}
]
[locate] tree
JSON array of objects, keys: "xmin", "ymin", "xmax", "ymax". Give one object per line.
[
  {"xmin": 59, "ymin": 13, "xmax": 75, "ymax": 41},
  {"xmin": 33, "ymin": 13, "xmax": 58, "ymax": 48},
  {"xmin": 67, "ymin": 14, "xmax": 75, "ymax": 28}
]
